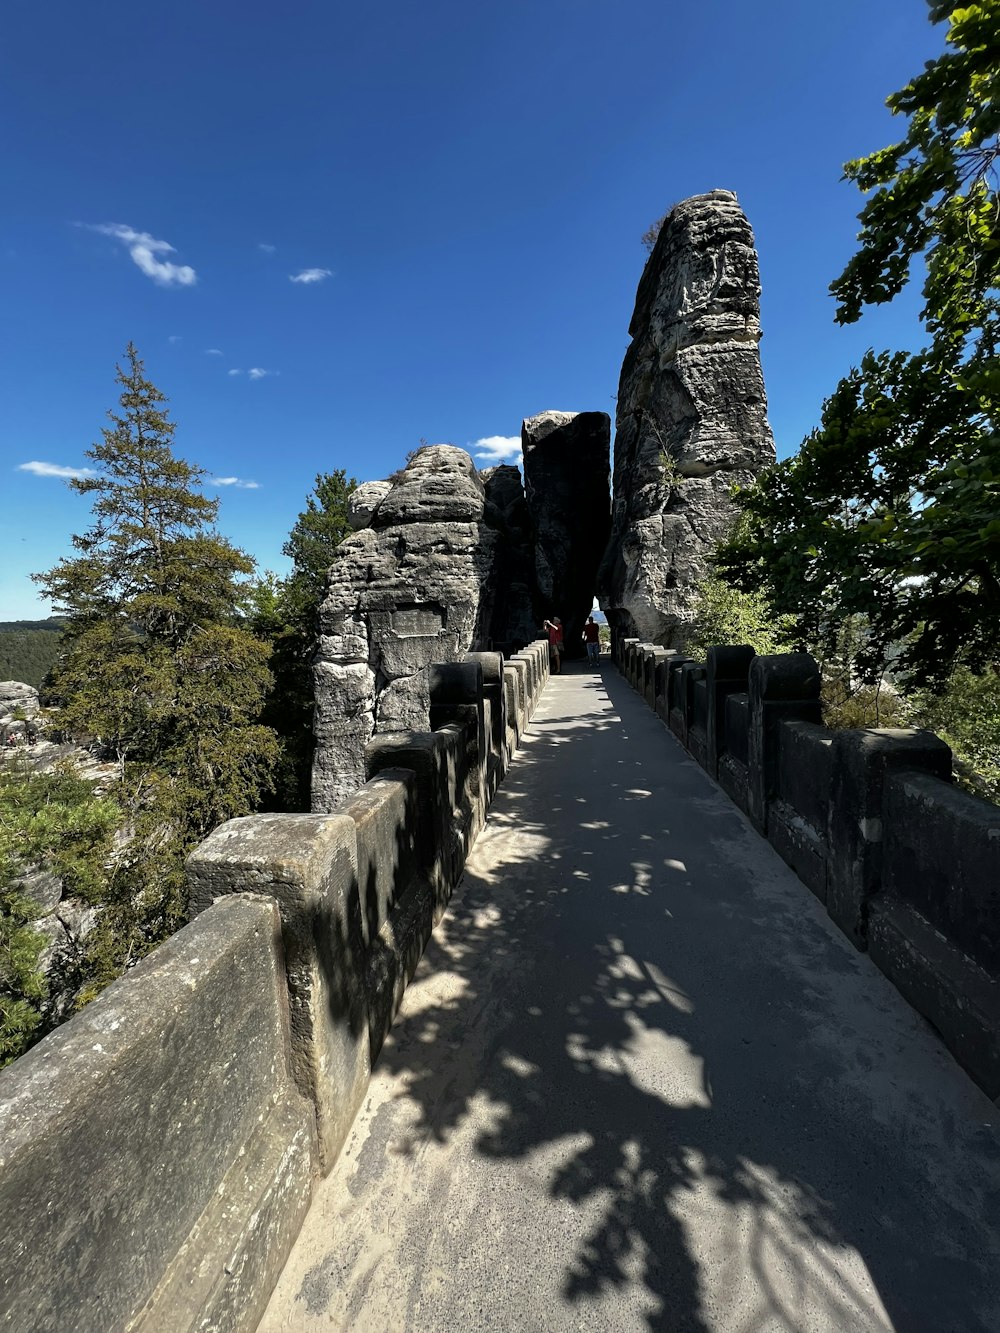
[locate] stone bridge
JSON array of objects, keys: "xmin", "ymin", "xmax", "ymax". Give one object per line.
[
  {"xmin": 3, "ymin": 644, "xmax": 999, "ymax": 1331},
  {"xmin": 2, "ymin": 190, "xmax": 999, "ymax": 1331}
]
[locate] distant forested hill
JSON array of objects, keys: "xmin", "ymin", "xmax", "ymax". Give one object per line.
[{"xmin": 0, "ymin": 619, "xmax": 64, "ymax": 689}]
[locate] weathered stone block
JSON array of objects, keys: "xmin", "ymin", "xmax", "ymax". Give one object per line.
[
  {"xmin": 0, "ymin": 896, "xmax": 315, "ymax": 1332},
  {"xmin": 466, "ymin": 650, "xmax": 508, "ymax": 776},
  {"xmin": 869, "ymin": 895, "xmax": 1000, "ymax": 1099},
  {"xmin": 365, "ymin": 729, "xmax": 457, "ymax": 904},
  {"xmin": 186, "ymin": 814, "xmax": 365, "ymax": 1175},
  {"xmin": 826, "ymin": 728, "xmax": 951, "ymax": 950},
  {"xmin": 882, "ymin": 771, "xmax": 1000, "ymax": 975},
  {"xmin": 746, "ymin": 654, "xmax": 822, "ymax": 833},
  {"xmin": 502, "ymin": 664, "xmax": 524, "ymax": 752},
  {"xmin": 705, "ymin": 645, "xmax": 755, "ymax": 779}
]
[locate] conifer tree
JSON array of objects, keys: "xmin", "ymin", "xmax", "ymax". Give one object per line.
[{"xmin": 34, "ymin": 345, "xmax": 278, "ymax": 984}]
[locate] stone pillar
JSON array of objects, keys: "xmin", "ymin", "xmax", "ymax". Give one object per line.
[
  {"xmin": 826, "ymin": 729, "xmax": 952, "ymax": 950},
  {"xmin": 654, "ymin": 650, "xmax": 678, "ymax": 721},
  {"xmin": 621, "ymin": 637, "xmax": 639, "ymax": 680},
  {"xmin": 706, "ymin": 645, "xmax": 755, "ymax": 779},
  {"xmin": 665, "ymin": 656, "xmax": 693, "ymax": 723},
  {"xmin": 646, "ymin": 647, "xmax": 670, "ymax": 710},
  {"xmin": 465, "ymin": 651, "xmax": 508, "ymax": 780},
  {"xmin": 186, "ymin": 812, "xmax": 367, "ymax": 1174},
  {"xmin": 429, "ymin": 662, "xmax": 486, "ymax": 837},
  {"xmin": 746, "ymin": 654, "xmax": 822, "ymax": 833}
]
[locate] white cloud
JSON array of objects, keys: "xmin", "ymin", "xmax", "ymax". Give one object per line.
[
  {"xmin": 258, "ymin": 243, "xmax": 276, "ymax": 254},
  {"xmin": 289, "ymin": 267, "xmax": 332, "ymax": 285},
  {"xmin": 248, "ymin": 367, "xmax": 271, "ymax": 380},
  {"xmin": 167, "ymin": 334, "xmax": 182, "ymax": 344},
  {"xmin": 205, "ymin": 347, "xmax": 223, "ymax": 356},
  {"xmin": 86, "ymin": 223, "xmax": 197, "ymax": 287},
  {"xmin": 210, "ymin": 476, "xmax": 260, "ymax": 489},
  {"xmin": 472, "ymin": 435, "xmax": 522, "ymax": 465},
  {"xmin": 18, "ymin": 460, "xmax": 96, "ymax": 480},
  {"xmin": 228, "ymin": 368, "xmax": 242, "ymax": 376}
]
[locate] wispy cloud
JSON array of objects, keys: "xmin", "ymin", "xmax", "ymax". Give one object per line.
[
  {"xmin": 289, "ymin": 267, "xmax": 332, "ymax": 285},
  {"xmin": 18, "ymin": 460, "xmax": 96, "ymax": 480},
  {"xmin": 258, "ymin": 243, "xmax": 276, "ymax": 254},
  {"xmin": 168, "ymin": 334, "xmax": 182, "ymax": 344},
  {"xmin": 472, "ymin": 435, "xmax": 522, "ymax": 465},
  {"xmin": 228, "ymin": 367, "xmax": 276, "ymax": 380},
  {"xmin": 205, "ymin": 348, "xmax": 223, "ymax": 356},
  {"xmin": 210, "ymin": 476, "xmax": 260, "ymax": 490},
  {"xmin": 84, "ymin": 223, "xmax": 197, "ymax": 287}
]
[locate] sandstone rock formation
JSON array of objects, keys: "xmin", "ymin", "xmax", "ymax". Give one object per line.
[
  {"xmin": 481, "ymin": 463, "xmax": 538, "ymax": 653},
  {"xmin": 346, "ymin": 479, "xmax": 392, "ymax": 531},
  {"xmin": 312, "ymin": 446, "xmax": 505, "ymax": 812},
  {"xmin": 597, "ymin": 190, "xmax": 775, "ymax": 647},
  {"xmin": 522, "ymin": 411, "xmax": 612, "ymax": 658},
  {"xmin": 0, "ymin": 681, "xmax": 40, "ymax": 741}
]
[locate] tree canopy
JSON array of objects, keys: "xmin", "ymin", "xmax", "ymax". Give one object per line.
[
  {"xmin": 32, "ymin": 345, "xmax": 277, "ymax": 984},
  {"xmin": 719, "ymin": 1, "xmax": 1000, "ymax": 687}
]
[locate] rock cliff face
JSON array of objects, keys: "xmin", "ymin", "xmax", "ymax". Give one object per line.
[
  {"xmin": 313, "ymin": 415, "xmax": 616, "ymax": 808},
  {"xmin": 597, "ymin": 190, "xmax": 775, "ymax": 647},
  {"xmin": 522, "ymin": 411, "xmax": 611, "ymax": 658},
  {"xmin": 312, "ymin": 446, "xmax": 508, "ymax": 812},
  {"xmin": 481, "ymin": 463, "xmax": 538, "ymax": 653}
]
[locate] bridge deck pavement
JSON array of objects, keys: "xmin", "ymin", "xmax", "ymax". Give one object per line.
[{"xmin": 259, "ymin": 663, "xmax": 1000, "ymax": 1333}]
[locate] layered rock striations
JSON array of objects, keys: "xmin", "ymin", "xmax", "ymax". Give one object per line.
[
  {"xmin": 312, "ymin": 446, "xmax": 502, "ymax": 811},
  {"xmin": 522, "ymin": 411, "xmax": 612, "ymax": 657},
  {"xmin": 313, "ymin": 415, "xmax": 615, "ymax": 808},
  {"xmin": 597, "ymin": 190, "xmax": 775, "ymax": 647}
]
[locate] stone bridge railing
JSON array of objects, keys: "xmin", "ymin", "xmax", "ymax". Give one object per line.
[
  {"xmin": 617, "ymin": 636, "xmax": 1000, "ymax": 1105},
  {"xmin": 0, "ymin": 641, "xmax": 551, "ymax": 1333}
]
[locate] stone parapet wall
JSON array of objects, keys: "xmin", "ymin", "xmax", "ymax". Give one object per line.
[
  {"xmin": 613, "ymin": 636, "xmax": 1000, "ymax": 1102},
  {"xmin": 0, "ymin": 895, "xmax": 316, "ymax": 1333},
  {"xmin": 0, "ymin": 644, "xmax": 550, "ymax": 1331}
]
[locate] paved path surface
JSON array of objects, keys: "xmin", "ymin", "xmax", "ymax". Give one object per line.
[{"xmin": 260, "ymin": 665, "xmax": 1000, "ymax": 1333}]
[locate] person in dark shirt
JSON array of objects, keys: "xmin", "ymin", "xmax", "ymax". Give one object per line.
[
  {"xmin": 582, "ymin": 615, "xmax": 600, "ymax": 666},
  {"xmin": 543, "ymin": 617, "xmax": 564, "ymax": 674}
]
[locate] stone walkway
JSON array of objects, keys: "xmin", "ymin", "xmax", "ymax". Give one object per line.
[{"xmin": 259, "ymin": 664, "xmax": 1000, "ymax": 1333}]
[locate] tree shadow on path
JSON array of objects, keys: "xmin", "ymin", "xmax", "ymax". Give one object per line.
[{"xmin": 347, "ymin": 666, "xmax": 1000, "ymax": 1331}]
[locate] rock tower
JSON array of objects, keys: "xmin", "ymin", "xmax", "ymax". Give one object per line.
[{"xmin": 597, "ymin": 189, "xmax": 775, "ymax": 646}]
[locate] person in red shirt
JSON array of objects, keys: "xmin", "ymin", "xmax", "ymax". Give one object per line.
[
  {"xmin": 582, "ymin": 615, "xmax": 601, "ymax": 666},
  {"xmin": 543, "ymin": 617, "xmax": 564, "ymax": 674}
]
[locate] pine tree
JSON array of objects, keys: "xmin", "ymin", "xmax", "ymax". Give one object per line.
[{"xmin": 33, "ymin": 345, "xmax": 278, "ymax": 986}]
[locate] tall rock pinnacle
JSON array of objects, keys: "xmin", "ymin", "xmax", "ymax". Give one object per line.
[{"xmin": 597, "ymin": 190, "xmax": 776, "ymax": 646}]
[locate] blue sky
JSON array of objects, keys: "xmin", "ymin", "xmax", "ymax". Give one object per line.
[{"xmin": 1, "ymin": 0, "xmax": 942, "ymax": 619}]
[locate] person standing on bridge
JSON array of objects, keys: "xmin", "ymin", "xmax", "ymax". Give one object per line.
[
  {"xmin": 543, "ymin": 617, "xmax": 563, "ymax": 674},
  {"xmin": 582, "ymin": 615, "xmax": 600, "ymax": 666}
]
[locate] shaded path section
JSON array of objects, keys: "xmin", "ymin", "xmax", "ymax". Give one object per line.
[{"xmin": 260, "ymin": 665, "xmax": 1000, "ymax": 1333}]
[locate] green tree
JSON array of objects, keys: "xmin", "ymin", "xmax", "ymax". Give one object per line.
[
  {"xmin": 686, "ymin": 571, "xmax": 797, "ymax": 661},
  {"xmin": 911, "ymin": 665, "xmax": 1000, "ymax": 799},
  {"xmin": 832, "ymin": 0, "xmax": 1000, "ymax": 371},
  {"xmin": 33, "ymin": 344, "xmax": 278, "ymax": 988},
  {"xmin": 720, "ymin": 2, "xmax": 1000, "ymax": 688},
  {"xmin": 249, "ymin": 470, "xmax": 357, "ymax": 811}
]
